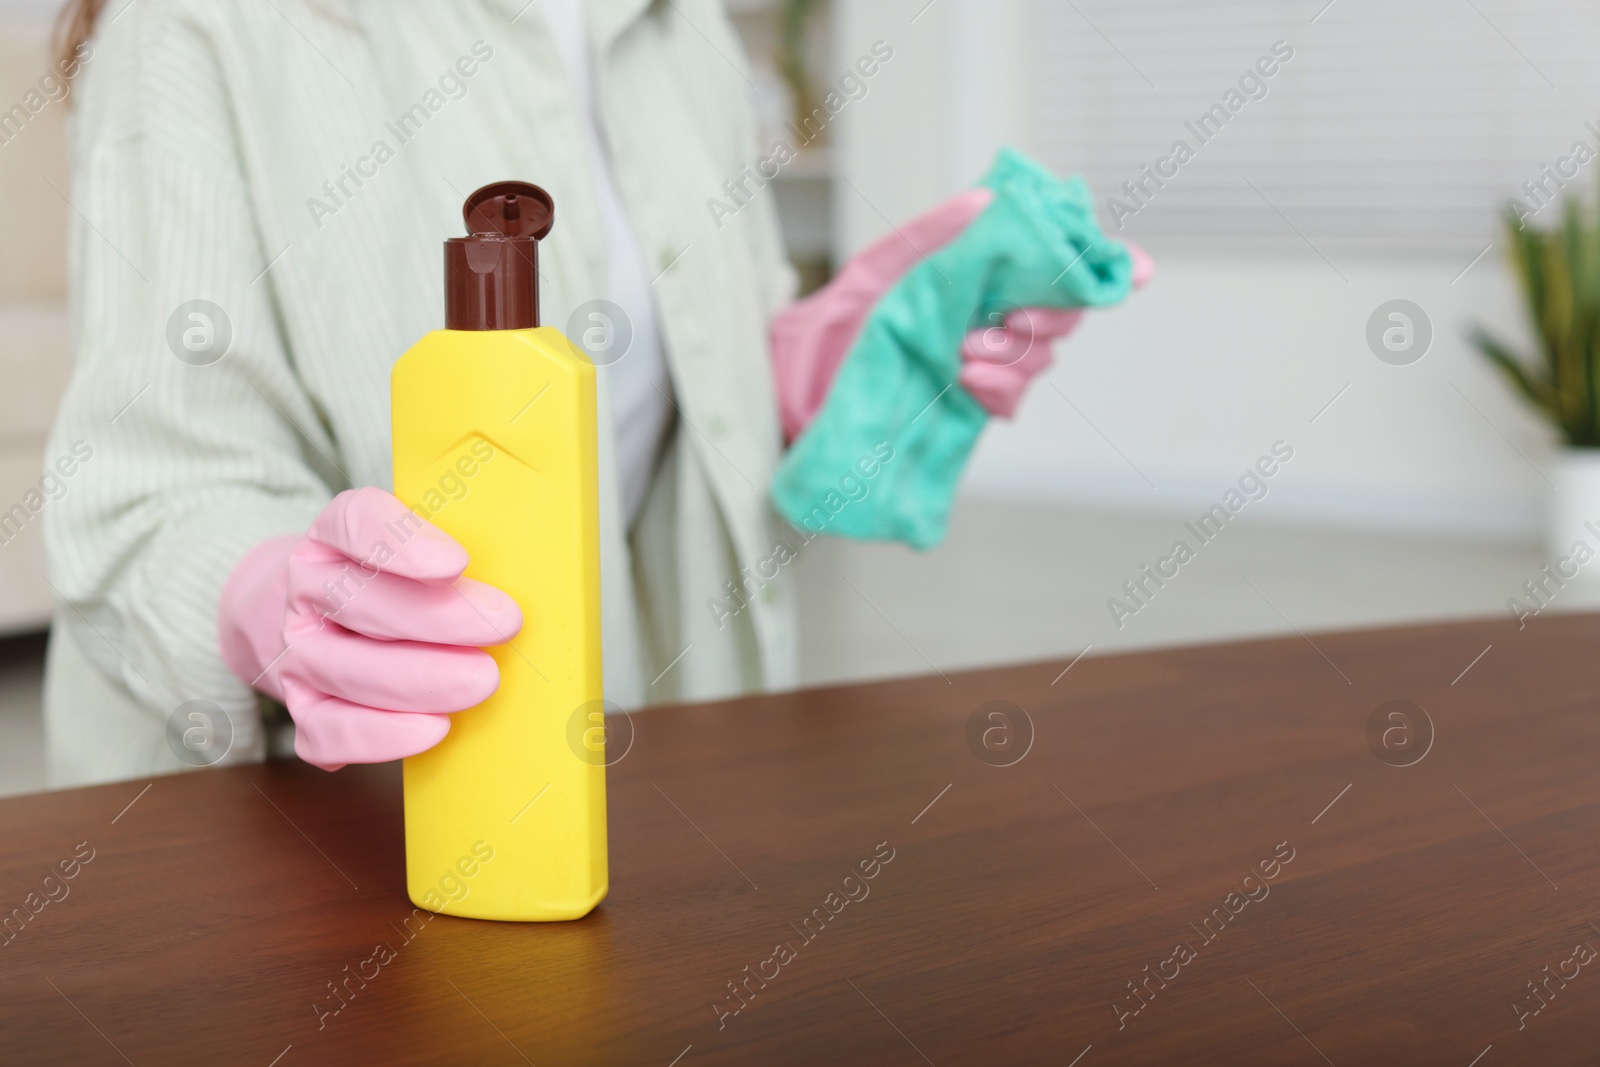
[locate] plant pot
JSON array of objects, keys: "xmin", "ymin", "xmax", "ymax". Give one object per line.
[{"xmin": 1546, "ymin": 448, "xmax": 1600, "ymax": 608}]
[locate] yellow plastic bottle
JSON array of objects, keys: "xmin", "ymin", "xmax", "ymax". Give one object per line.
[{"xmin": 392, "ymin": 181, "xmax": 606, "ymax": 921}]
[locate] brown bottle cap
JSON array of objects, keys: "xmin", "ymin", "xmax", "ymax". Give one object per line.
[{"xmin": 444, "ymin": 181, "xmax": 556, "ymax": 331}]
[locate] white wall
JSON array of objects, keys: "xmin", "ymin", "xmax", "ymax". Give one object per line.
[
  {"xmin": 833, "ymin": 0, "xmax": 1553, "ymax": 543},
  {"xmin": 0, "ymin": 1, "xmax": 59, "ymax": 15},
  {"xmin": 967, "ymin": 250, "xmax": 1548, "ymax": 541}
]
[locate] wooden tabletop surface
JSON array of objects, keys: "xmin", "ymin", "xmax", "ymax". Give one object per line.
[{"xmin": 4, "ymin": 612, "xmax": 1599, "ymax": 1065}]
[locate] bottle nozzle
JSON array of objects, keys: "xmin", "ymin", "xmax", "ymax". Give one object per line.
[{"xmin": 446, "ymin": 180, "xmax": 555, "ymax": 331}]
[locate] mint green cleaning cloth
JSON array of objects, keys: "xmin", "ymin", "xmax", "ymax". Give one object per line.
[{"xmin": 770, "ymin": 147, "xmax": 1134, "ymax": 549}]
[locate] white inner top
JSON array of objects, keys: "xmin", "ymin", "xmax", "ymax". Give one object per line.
[{"xmin": 541, "ymin": 0, "xmax": 674, "ymax": 525}]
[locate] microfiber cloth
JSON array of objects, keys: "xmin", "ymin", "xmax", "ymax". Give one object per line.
[{"xmin": 770, "ymin": 147, "xmax": 1134, "ymax": 549}]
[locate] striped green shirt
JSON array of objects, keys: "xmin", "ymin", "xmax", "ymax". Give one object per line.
[{"xmin": 44, "ymin": 0, "xmax": 799, "ymax": 761}]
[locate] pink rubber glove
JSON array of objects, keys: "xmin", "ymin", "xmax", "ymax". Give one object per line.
[
  {"xmin": 770, "ymin": 193, "xmax": 1154, "ymax": 437},
  {"xmin": 958, "ymin": 244, "xmax": 1155, "ymax": 416},
  {"xmin": 957, "ymin": 307, "xmax": 1084, "ymax": 418},
  {"xmin": 218, "ymin": 487, "xmax": 522, "ymax": 770}
]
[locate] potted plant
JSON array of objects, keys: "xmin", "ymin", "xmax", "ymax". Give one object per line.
[{"xmin": 1472, "ymin": 195, "xmax": 1600, "ymax": 599}]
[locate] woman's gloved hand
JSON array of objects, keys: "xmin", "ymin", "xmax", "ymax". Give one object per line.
[
  {"xmin": 217, "ymin": 487, "xmax": 522, "ymax": 770},
  {"xmin": 957, "ymin": 306, "xmax": 1085, "ymax": 418},
  {"xmin": 770, "ymin": 190, "xmax": 1154, "ymax": 437}
]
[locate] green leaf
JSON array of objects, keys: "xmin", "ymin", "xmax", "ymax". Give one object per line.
[
  {"xmin": 1471, "ymin": 327, "xmax": 1565, "ymax": 436},
  {"xmin": 1477, "ymin": 196, "xmax": 1600, "ymax": 445}
]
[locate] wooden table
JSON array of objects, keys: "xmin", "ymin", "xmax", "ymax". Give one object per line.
[{"xmin": 4, "ymin": 613, "xmax": 1599, "ymax": 1065}]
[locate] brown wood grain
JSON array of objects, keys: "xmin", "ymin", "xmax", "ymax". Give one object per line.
[{"xmin": 3, "ymin": 612, "xmax": 1599, "ymax": 1065}]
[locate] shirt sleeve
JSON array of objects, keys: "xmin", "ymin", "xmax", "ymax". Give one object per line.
[{"xmin": 44, "ymin": 3, "xmax": 338, "ymax": 735}]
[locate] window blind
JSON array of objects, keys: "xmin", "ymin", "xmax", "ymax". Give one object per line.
[{"xmin": 1028, "ymin": 0, "xmax": 1600, "ymax": 253}]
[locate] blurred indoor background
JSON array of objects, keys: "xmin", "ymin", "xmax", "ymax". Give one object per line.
[{"xmin": 3, "ymin": 0, "xmax": 1590, "ymax": 795}]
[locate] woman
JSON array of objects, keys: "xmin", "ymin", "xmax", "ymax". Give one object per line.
[{"xmin": 42, "ymin": 0, "xmax": 1099, "ymax": 786}]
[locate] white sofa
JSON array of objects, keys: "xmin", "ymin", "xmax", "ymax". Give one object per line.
[{"xmin": 0, "ymin": 15, "xmax": 73, "ymax": 636}]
